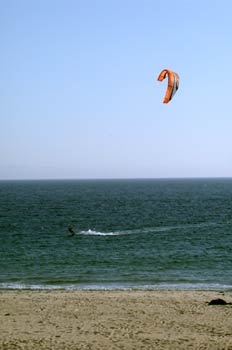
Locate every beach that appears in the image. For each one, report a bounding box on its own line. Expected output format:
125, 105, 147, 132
1, 290, 232, 350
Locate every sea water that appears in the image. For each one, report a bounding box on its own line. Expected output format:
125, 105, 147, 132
0, 178, 232, 290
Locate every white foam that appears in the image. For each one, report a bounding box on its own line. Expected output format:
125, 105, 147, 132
1, 282, 232, 291
73, 222, 220, 238
79, 229, 117, 236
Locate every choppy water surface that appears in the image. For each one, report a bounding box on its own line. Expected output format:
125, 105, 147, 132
0, 178, 232, 290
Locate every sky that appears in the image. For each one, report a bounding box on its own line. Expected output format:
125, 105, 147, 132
1, 0, 232, 180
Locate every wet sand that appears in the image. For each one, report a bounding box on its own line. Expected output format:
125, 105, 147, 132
1, 290, 232, 350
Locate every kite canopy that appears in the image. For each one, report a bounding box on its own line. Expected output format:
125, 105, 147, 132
157, 69, 179, 103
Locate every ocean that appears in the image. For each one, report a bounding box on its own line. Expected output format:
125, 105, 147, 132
0, 178, 232, 291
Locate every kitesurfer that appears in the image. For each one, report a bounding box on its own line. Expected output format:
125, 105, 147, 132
68, 225, 76, 236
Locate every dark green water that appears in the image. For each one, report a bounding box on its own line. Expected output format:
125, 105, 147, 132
0, 178, 232, 290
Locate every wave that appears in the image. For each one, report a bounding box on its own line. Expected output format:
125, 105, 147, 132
1, 282, 232, 291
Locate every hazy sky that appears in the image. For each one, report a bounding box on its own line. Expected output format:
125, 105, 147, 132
1, 0, 232, 179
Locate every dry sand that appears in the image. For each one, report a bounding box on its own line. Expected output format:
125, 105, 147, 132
1, 290, 232, 350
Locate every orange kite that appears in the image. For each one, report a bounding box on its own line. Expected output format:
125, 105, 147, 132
157, 69, 179, 103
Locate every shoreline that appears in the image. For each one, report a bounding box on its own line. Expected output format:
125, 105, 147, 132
1, 281, 232, 292
1, 290, 232, 349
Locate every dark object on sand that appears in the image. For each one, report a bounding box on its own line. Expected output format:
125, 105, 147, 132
68, 226, 76, 235
208, 298, 231, 305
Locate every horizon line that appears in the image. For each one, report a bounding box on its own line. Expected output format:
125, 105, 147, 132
0, 176, 232, 182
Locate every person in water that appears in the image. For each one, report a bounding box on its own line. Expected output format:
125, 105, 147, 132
68, 225, 76, 235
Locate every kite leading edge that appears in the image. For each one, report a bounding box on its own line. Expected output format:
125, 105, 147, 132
157, 69, 179, 103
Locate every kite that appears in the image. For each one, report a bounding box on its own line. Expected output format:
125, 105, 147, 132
157, 69, 179, 103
